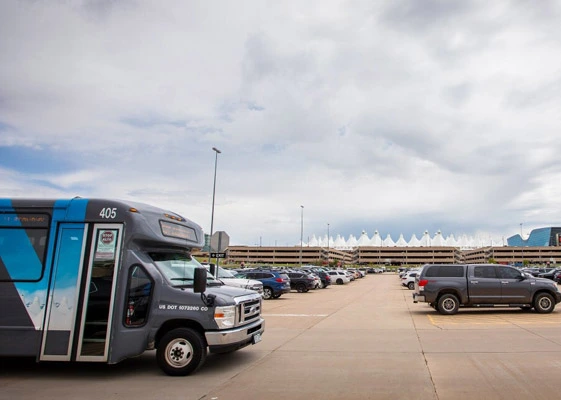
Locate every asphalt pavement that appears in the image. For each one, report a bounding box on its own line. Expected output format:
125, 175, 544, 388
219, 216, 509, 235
2, 273, 561, 400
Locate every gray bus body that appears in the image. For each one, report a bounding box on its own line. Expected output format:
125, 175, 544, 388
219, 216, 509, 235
0, 198, 264, 375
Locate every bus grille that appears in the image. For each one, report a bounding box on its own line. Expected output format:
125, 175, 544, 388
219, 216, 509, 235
238, 298, 261, 325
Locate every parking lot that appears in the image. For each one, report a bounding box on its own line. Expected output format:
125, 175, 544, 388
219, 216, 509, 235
2, 273, 561, 400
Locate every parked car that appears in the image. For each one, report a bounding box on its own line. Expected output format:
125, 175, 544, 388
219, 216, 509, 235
523, 268, 554, 277
401, 271, 418, 290
537, 268, 561, 280
203, 264, 263, 296
235, 269, 291, 300
302, 268, 331, 288
303, 270, 322, 289
413, 263, 561, 315
344, 270, 356, 281
314, 270, 332, 288
327, 270, 351, 285
348, 269, 364, 278
286, 272, 316, 293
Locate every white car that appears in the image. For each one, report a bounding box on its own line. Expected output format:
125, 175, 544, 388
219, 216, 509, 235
401, 270, 419, 290
328, 270, 351, 285
203, 264, 264, 296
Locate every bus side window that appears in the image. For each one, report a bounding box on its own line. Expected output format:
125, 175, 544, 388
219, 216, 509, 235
125, 265, 153, 327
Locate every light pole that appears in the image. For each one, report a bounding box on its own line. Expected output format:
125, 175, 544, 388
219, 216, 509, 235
300, 205, 304, 267
327, 223, 330, 266
520, 222, 524, 266
210, 147, 221, 245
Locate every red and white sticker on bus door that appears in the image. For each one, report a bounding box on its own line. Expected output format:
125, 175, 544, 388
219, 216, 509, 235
94, 229, 117, 261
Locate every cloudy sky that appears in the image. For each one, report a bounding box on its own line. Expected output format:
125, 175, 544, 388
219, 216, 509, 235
1, 0, 561, 247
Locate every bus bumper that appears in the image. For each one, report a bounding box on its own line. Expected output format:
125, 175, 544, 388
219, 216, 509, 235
206, 318, 265, 353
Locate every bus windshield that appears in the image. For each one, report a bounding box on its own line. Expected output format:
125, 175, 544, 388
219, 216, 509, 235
149, 252, 220, 287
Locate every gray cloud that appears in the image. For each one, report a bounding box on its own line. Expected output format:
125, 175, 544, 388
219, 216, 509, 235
2, 0, 561, 246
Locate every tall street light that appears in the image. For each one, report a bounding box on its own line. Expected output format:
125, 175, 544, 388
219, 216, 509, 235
210, 147, 221, 245
300, 205, 304, 267
520, 222, 524, 266
327, 223, 330, 266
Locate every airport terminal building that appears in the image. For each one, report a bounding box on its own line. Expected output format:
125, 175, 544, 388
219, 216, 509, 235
196, 227, 561, 267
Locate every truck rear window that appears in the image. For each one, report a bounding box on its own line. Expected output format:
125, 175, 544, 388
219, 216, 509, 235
424, 265, 464, 277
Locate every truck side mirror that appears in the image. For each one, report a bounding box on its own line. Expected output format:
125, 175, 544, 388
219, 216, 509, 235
193, 267, 207, 293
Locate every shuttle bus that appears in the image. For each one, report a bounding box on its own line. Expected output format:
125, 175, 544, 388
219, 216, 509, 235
0, 198, 264, 375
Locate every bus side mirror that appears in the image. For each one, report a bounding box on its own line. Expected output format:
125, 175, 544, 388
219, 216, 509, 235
193, 267, 207, 293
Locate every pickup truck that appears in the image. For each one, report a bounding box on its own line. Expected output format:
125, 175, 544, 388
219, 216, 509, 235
412, 263, 561, 315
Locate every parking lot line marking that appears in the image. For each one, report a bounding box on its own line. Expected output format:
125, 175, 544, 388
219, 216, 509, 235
427, 313, 561, 326
262, 313, 329, 317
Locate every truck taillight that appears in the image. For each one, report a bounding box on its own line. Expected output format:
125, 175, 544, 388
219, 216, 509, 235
419, 279, 428, 287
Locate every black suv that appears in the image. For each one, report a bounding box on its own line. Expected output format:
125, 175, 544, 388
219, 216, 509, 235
305, 269, 331, 289
286, 272, 316, 293
236, 269, 291, 300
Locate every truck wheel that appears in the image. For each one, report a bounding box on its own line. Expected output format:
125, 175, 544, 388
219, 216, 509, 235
407, 282, 415, 290
262, 287, 273, 300
437, 294, 460, 315
534, 293, 555, 313
157, 328, 206, 376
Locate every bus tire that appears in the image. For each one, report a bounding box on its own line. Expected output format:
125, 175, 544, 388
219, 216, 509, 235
157, 328, 207, 376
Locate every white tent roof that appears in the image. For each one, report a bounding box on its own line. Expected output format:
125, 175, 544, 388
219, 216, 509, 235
370, 230, 383, 246
395, 234, 408, 246
409, 234, 421, 247
357, 231, 370, 246
301, 229, 501, 250
383, 234, 395, 247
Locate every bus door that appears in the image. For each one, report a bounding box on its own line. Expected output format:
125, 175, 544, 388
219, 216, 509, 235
40, 223, 87, 361
76, 224, 123, 362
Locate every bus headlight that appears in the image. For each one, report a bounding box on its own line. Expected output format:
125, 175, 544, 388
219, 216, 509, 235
214, 306, 236, 329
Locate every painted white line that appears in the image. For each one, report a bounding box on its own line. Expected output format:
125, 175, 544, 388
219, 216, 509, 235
262, 313, 328, 317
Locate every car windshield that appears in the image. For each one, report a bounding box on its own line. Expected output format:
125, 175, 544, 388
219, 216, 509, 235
216, 266, 237, 278
149, 252, 220, 287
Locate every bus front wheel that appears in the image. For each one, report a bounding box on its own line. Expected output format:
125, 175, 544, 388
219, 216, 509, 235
157, 328, 207, 376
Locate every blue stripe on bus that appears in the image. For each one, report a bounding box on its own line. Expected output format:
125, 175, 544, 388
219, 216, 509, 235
0, 199, 13, 209
0, 200, 46, 328
1, 199, 89, 329
53, 198, 88, 222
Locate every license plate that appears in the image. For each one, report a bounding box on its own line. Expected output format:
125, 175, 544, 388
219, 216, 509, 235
252, 333, 262, 344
